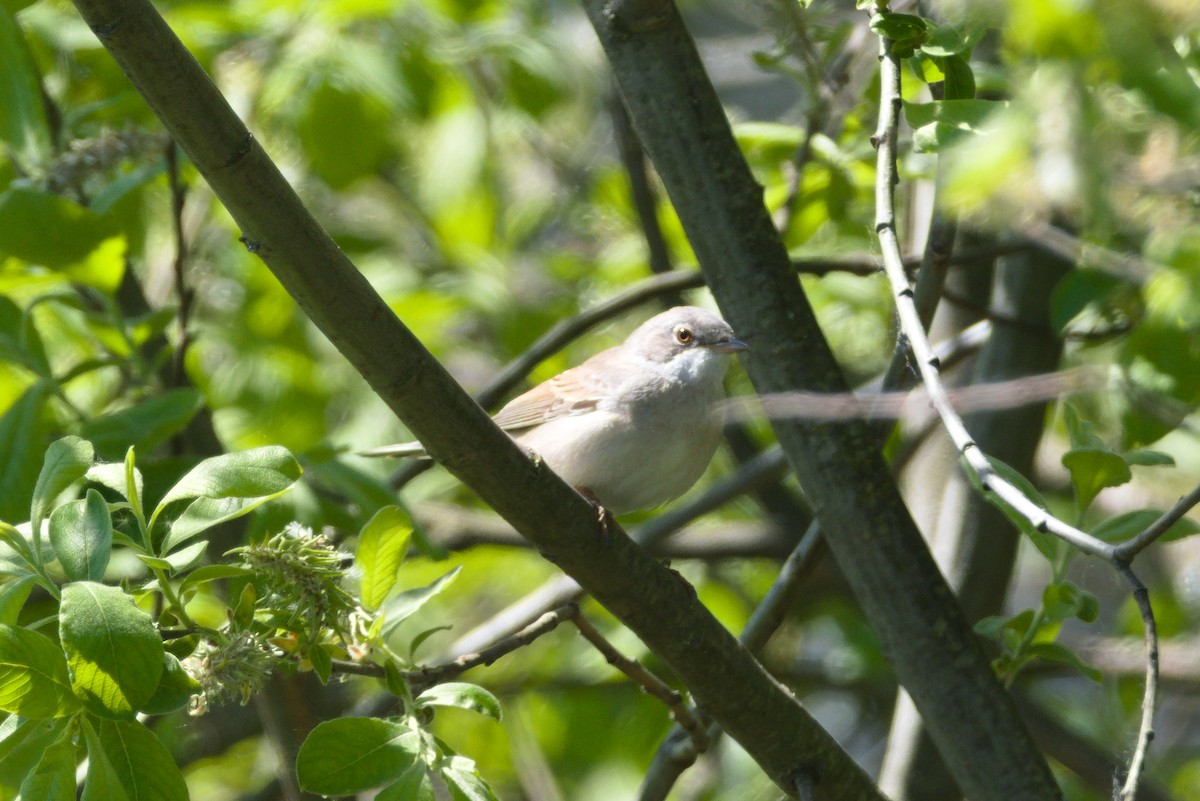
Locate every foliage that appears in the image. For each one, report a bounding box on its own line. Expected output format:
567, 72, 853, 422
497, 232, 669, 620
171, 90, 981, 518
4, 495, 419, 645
0, 0, 1198, 798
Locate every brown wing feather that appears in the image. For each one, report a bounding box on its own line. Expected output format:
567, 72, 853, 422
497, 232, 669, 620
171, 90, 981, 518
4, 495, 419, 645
491, 347, 624, 432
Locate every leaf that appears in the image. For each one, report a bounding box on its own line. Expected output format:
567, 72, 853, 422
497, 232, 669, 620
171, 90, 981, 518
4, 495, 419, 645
409, 624, 453, 660
48, 489, 113, 582
0, 717, 69, 798
151, 446, 302, 548
1049, 270, 1127, 334
356, 506, 413, 611
974, 609, 1034, 642
377, 763, 436, 801
79, 389, 204, 460
441, 755, 497, 801
1091, 508, 1200, 544
870, 12, 930, 58
0, 624, 79, 717
381, 566, 462, 640
939, 54, 975, 100
178, 564, 255, 597
920, 19, 986, 57
0, 188, 118, 268
17, 728, 76, 801
0, 574, 35, 624
0, 383, 53, 527
1041, 581, 1098, 625
0, 5, 51, 167
296, 718, 420, 796
904, 99, 1001, 152
0, 294, 50, 375
32, 436, 95, 530
1025, 642, 1102, 683
96, 719, 189, 801
309, 643, 332, 684
81, 719, 132, 801
1061, 447, 1131, 512
163, 495, 282, 553
84, 461, 144, 508
59, 582, 164, 718
140, 652, 200, 715
163, 540, 208, 574
1123, 449, 1174, 467
416, 682, 502, 722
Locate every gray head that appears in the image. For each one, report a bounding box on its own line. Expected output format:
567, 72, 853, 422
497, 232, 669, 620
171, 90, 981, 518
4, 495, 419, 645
625, 306, 748, 365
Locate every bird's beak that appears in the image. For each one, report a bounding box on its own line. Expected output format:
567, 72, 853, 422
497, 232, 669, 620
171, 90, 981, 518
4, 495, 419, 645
711, 337, 749, 354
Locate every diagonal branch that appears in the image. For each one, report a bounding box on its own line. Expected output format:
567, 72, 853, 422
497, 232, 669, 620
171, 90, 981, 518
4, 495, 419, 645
69, 0, 883, 796
583, 0, 1061, 798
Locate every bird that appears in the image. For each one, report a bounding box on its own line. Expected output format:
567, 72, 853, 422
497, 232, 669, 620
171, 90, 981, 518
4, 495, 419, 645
361, 306, 748, 515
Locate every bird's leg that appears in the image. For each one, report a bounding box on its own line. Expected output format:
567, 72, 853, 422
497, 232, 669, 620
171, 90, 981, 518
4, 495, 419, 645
576, 487, 614, 540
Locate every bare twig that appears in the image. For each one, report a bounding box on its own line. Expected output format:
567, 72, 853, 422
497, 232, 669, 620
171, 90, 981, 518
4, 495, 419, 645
1113, 483, 1200, 561
870, 15, 1169, 799
571, 613, 708, 750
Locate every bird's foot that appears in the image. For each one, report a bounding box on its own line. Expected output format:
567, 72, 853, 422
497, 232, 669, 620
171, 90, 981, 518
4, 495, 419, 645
576, 487, 614, 541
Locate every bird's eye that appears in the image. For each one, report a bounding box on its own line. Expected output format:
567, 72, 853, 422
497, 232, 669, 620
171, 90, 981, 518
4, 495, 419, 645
674, 325, 694, 345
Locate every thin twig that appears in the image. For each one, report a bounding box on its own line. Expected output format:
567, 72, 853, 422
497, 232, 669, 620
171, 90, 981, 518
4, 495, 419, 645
1113, 483, 1200, 561
870, 15, 1166, 798
571, 613, 708, 750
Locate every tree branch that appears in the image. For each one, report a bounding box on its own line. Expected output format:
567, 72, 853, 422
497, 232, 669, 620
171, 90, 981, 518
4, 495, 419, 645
584, 0, 1059, 797
70, 0, 880, 795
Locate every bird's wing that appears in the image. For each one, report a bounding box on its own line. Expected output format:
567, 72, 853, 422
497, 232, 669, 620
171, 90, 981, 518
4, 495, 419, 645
491, 347, 625, 432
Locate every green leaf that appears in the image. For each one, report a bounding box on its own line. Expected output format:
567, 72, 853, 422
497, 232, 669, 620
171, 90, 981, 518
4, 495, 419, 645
32, 436, 95, 533
0, 624, 79, 718
920, 20, 986, 57
1049, 270, 1127, 334
377, 763, 436, 801
381, 566, 462, 640
296, 718, 420, 796
178, 564, 255, 597
163, 540, 208, 574
140, 652, 200, 715
0, 188, 118, 268
1042, 581, 1098, 625
309, 643, 332, 684
59, 582, 164, 718
409, 624, 453, 660
1026, 642, 1102, 683
441, 755, 497, 801
0, 574, 35, 624
0, 5, 51, 167
81, 719, 132, 801
1091, 508, 1200, 544
164, 495, 281, 553
870, 12, 931, 58
904, 99, 1001, 152
84, 456, 146, 522
18, 728, 76, 801
1123, 449, 1174, 467
1061, 447, 1131, 512
79, 389, 204, 460
0, 717, 69, 798
974, 609, 1034, 642
151, 446, 302, 548
96, 719, 189, 801
0, 383, 53, 528
1062, 405, 1106, 450
48, 489, 113, 582
416, 682, 502, 721
939, 54, 976, 100
356, 506, 413, 611
0, 295, 50, 375
298, 82, 392, 190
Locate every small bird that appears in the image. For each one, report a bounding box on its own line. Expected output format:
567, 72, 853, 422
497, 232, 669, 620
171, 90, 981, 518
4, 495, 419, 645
362, 306, 748, 514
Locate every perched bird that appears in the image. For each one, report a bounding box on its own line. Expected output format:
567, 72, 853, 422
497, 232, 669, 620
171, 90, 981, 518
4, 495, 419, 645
362, 306, 748, 514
